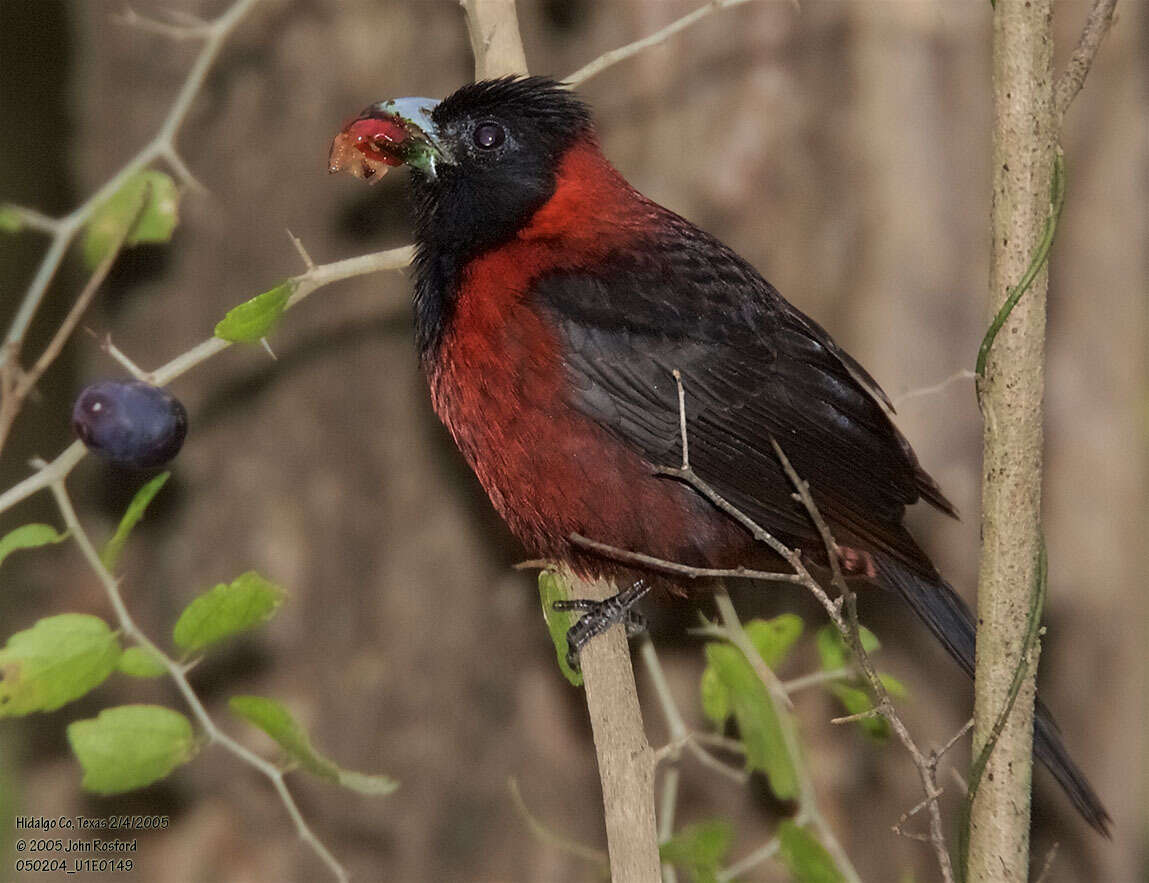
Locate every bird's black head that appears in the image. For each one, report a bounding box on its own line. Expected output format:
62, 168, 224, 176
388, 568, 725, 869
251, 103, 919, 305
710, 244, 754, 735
416, 77, 593, 257
330, 76, 596, 354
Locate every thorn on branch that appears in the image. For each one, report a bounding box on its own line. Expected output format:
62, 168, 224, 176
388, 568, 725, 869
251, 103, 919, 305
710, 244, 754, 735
117, 8, 212, 40
286, 229, 317, 272
830, 707, 883, 726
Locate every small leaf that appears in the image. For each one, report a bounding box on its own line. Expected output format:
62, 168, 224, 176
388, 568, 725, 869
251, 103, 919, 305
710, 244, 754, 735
0, 614, 121, 717
67, 705, 195, 794
814, 624, 879, 672
659, 819, 734, 883
816, 625, 902, 739
173, 571, 284, 654
538, 570, 582, 687
777, 820, 846, 883
100, 472, 170, 571
704, 642, 796, 800
699, 664, 729, 726
744, 614, 804, 668
0, 524, 68, 570
213, 280, 296, 342
879, 672, 908, 699
0, 205, 25, 233
117, 646, 168, 679
700, 615, 800, 731
229, 695, 397, 795
83, 170, 179, 268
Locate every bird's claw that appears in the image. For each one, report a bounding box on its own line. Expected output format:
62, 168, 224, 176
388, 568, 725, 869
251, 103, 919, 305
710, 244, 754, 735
553, 579, 651, 671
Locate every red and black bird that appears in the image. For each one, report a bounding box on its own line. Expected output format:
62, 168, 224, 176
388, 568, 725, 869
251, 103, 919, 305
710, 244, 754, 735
329, 76, 1108, 833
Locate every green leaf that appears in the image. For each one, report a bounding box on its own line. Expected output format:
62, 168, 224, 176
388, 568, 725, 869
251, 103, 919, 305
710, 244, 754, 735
173, 571, 284, 654
699, 665, 729, 726
229, 695, 397, 795
700, 614, 800, 729
0, 205, 24, 233
100, 472, 169, 571
83, 170, 179, 268
116, 646, 168, 679
815, 626, 904, 740
213, 280, 296, 342
814, 624, 879, 672
659, 819, 734, 883
744, 614, 804, 668
704, 643, 796, 800
0, 614, 121, 717
880, 672, 907, 699
538, 570, 582, 687
777, 820, 846, 883
0, 523, 68, 570
67, 705, 195, 794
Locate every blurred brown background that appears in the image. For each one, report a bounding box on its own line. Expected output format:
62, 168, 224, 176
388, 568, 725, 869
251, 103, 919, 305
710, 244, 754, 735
1, 1, 1145, 880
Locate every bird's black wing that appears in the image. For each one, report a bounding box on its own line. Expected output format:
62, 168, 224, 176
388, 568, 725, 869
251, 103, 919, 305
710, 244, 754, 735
533, 212, 954, 573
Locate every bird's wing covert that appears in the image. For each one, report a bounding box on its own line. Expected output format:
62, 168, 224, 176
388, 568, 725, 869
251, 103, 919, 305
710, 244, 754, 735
532, 217, 953, 569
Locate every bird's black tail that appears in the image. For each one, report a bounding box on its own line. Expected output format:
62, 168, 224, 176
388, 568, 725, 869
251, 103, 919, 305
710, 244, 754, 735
872, 553, 1111, 835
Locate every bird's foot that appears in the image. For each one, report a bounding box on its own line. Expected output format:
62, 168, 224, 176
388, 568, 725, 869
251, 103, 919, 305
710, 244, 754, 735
553, 579, 651, 670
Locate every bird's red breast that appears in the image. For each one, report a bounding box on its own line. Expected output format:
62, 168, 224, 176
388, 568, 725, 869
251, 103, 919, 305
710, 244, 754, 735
427, 139, 750, 571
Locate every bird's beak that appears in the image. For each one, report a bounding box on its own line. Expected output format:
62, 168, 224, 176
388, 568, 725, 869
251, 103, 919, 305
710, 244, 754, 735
328, 97, 446, 183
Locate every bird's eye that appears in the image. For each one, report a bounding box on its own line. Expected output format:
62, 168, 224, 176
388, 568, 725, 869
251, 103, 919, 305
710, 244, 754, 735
472, 122, 505, 150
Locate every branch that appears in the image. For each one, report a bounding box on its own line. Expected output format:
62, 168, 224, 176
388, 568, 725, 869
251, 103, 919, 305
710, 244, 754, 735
565, 0, 765, 87
969, 2, 1057, 878
0, 244, 413, 518
701, 377, 952, 879
571, 532, 804, 586
770, 440, 954, 882
458, 2, 664, 879
1053, 0, 1119, 122
559, 567, 661, 882
579, 373, 956, 880
1, 0, 261, 376
892, 369, 977, 408
713, 590, 861, 883
0, 185, 152, 454
47, 475, 347, 882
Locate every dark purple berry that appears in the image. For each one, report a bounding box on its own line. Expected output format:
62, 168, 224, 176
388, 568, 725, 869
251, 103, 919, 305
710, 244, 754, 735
72, 380, 187, 469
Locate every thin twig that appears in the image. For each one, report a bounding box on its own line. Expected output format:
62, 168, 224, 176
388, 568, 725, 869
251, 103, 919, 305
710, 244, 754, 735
1053, 0, 1119, 122
0, 189, 149, 453
0, 244, 413, 518
781, 668, 853, 694
1033, 841, 1060, 883
2, 0, 261, 367
287, 229, 316, 272
830, 707, 884, 726
625, 376, 953, 881
570, 533, 804, 585
117, 7, 212, 39
893, 369, 977, 408
566, 0, 766, 88
0, 205, 61, 235
934, 718, 974, 763
714, 590, 862, 883
641, 639, 685, 883
769, 439, 954, 883
508, 777, 609, 868
100, 335, 153, 382
716, 833, 782, 882
47, 477, 348, 882
672, 369, 688, 469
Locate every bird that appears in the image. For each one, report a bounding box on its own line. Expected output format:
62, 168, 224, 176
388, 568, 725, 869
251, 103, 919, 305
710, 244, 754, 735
328, 75, 1109, 834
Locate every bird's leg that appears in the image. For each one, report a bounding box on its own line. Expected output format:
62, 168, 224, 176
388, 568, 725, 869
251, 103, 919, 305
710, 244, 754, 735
553, 579, 651, 670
